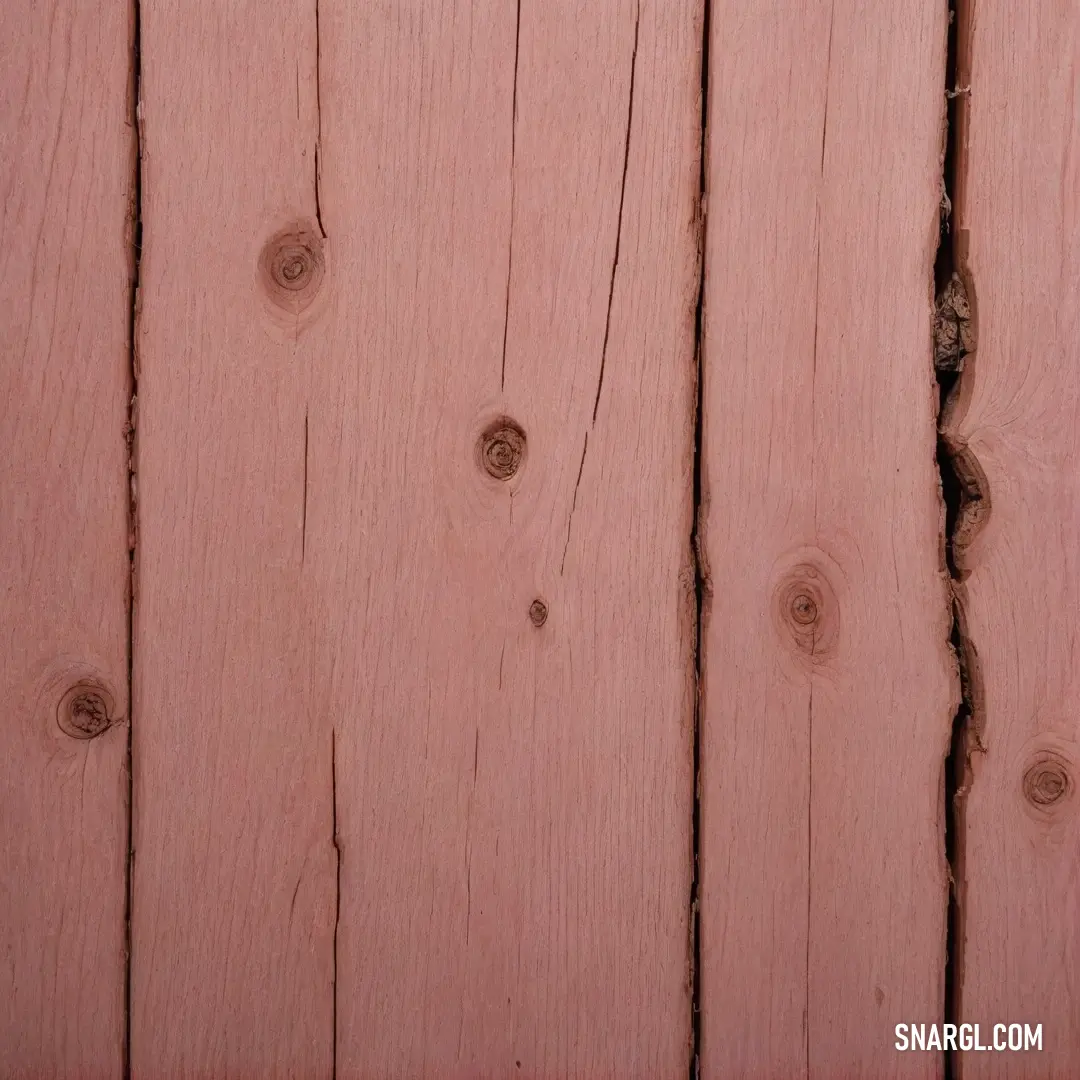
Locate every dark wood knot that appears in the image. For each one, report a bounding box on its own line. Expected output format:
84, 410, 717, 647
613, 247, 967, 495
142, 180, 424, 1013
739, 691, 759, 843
1023, 753, 1072, 810
529, 598, 548, 627
772, 556, 840, 664
57, 682, 115, 740
478, 418, 526, 481
259, 224, 325, 312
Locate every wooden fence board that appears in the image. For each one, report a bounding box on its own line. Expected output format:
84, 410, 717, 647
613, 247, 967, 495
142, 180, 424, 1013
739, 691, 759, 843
698, 2, 955, 1075
951, 0, 1080, 1073
318, 1, 700, 1075
131, 0, 336, 1073
0, 1, 133, 1075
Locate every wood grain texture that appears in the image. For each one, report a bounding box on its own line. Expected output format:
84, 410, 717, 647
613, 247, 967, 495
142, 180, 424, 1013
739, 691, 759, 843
950, 0, 1080, 1073
698, 2, 955, 1075
131, 0, 336, 1074
317, 0, 700, 1075
0, 2, 133, 1076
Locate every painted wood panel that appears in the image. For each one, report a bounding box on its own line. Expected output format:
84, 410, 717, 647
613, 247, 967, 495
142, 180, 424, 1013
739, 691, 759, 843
698, 1, 955, 1075
0, 0, 133, 1074
130, 0, 336, 1073
950, 0, 1080, 1073
318, 1, 700, 1075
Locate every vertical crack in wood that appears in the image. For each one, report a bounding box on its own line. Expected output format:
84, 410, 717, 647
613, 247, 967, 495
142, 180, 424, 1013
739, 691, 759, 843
566, 2, 640, 580
811, 1, 833, 534
819, 4, 834, 173
331, 728, 341, 1079
810, 239, 822, 527
500, 0, 521, 392
935, 1, 984, 1075
689, 0, 711, 1074
464, 726, 478, 950
313, 0, 325, 238
591, 2, 639, 427
124, 0, 143, 1074
560, 431, 588, 575
302, 411, 309, 564
803, 15, 833, 1071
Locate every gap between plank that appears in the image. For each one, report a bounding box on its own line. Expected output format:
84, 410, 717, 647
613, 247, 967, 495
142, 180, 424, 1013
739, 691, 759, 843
123, 0, 143, 1071
935, 0, 985, 1075
124, 0, 143, 1073
689, 0, 711, 1075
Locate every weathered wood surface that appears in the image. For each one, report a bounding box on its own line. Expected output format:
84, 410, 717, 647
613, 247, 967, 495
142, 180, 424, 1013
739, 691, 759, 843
133, 0, 700, 1074
950, 0, 1080, 1073
698, 1, 955, 1075
0, 0, 133, 1075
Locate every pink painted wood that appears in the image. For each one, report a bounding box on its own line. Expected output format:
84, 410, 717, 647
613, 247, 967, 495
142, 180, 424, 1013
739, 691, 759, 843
698, 1, 956, 1075
0, 0, 134, 1073
950, 0, 1080, 1073
131, 0, 336, 1073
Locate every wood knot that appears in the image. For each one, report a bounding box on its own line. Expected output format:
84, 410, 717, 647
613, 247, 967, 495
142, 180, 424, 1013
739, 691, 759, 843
1023, 752, 1072, 811
772, 555, 840, 665
478, 418, 526, 481
57, 682, 115, 740
529, 598, 548, 627
259, 224, 325, 314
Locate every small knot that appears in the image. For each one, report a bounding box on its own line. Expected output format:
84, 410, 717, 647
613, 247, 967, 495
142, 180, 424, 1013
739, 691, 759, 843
529, 598, 548, 627
1023, 753, 1072, 809
478, 418, 526, 481
772, 556, 840, 664
259, 224, 325, 313
57, 683, 115, 740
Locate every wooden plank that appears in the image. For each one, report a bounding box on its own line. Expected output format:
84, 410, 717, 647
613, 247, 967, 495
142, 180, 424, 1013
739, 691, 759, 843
698, 2, 955, 1075
318, 1, 700, 1074
130, 1, 336, 1074
950, 0, 1080, 1072
0, 0, 133, 1074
